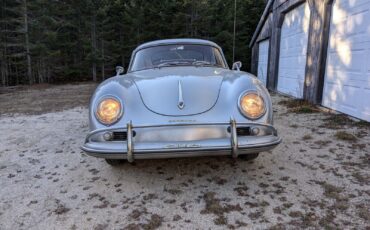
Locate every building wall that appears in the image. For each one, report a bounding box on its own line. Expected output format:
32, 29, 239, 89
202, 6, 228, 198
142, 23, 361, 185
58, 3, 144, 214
277, 2, 311, 98
251, 0, 333, 103
251, 13, 274, 75
321, 0, 370, 121
251, 0, 370, 121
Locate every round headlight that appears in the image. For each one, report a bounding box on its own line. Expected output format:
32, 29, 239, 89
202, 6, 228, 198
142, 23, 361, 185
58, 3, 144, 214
239, 92, 266, 119
96, 97, 122, 125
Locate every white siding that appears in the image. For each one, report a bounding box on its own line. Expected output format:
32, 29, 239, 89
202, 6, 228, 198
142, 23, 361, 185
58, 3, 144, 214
323, 0, 370, 121
277, 3, 311, 98
257, 40, 270, 86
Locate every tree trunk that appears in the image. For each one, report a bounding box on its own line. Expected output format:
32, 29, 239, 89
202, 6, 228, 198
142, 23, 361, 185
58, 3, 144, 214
1, 0, 9, 86
1, 61, 5, 86
48, 68, 51, 83
190, 0, 194, 37
1, 53, 8, 86
15, 62, 19, 85
119, 32, 125, 66
91, 14, 97, 82
38, 60, 43, 83
77, 10, 83, 79
43, 59, 47, 83
101, 40, 105, 80
24, 0, 32, 85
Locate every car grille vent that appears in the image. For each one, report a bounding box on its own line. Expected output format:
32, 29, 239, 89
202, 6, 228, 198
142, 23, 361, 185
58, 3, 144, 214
236, 127, 251, 136
112, 132, 127, 141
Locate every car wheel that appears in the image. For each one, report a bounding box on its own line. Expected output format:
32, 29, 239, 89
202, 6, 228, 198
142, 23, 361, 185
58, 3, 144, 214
105, 159, 125, 166
239, 153, 259, 161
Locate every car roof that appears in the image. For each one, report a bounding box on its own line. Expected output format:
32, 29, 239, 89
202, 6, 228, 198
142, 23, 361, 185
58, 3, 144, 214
133, 39, 222, 52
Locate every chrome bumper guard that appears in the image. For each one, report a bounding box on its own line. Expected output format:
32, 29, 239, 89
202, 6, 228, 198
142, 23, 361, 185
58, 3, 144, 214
127, 121, 134, 163
82, 119, 281, 161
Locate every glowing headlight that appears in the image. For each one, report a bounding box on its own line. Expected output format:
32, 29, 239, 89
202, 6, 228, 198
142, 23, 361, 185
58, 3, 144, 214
96, 97, 122, 125
239, 92, 266, 119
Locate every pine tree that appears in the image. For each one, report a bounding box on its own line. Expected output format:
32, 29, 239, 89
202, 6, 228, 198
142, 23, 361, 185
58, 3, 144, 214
0, 0, 266, 86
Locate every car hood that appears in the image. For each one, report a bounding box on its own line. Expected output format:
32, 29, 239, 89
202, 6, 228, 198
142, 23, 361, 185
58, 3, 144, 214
127, 67, 230, 116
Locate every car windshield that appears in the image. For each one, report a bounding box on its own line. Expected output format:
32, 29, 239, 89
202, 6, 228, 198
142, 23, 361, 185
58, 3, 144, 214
129, 44, 227, 72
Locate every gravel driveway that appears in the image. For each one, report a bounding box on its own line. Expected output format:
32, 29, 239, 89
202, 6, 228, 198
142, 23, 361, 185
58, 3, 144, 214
0, 84, 369, 229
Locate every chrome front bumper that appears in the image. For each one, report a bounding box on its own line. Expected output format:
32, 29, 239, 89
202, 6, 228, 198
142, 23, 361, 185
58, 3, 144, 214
81, 119, 281, 162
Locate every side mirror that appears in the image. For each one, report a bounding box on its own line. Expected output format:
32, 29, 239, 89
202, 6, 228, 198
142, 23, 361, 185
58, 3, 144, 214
115, 66, 124, 76
232, 61, 242, 71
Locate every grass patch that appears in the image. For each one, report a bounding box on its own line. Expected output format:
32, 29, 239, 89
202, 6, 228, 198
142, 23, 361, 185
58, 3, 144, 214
54, 203, 70, 215
322, 114, 354, 129
233, 186, 249, 196
248, 210, 265, 220
356, 120, 370, 128
214, 216, 227, 225
289, 211, 303, 218
164, 188, 183, 195
322, 183, 343, 199
127, 212, 163, 229
357, 204, 370, 221
318, 210, 336, 229
352, 172, 369, 184
314, 140, 332, 148
200, 192, 242, 225
315, 181, 348, 203
141, 214, 163, 230
334, 131, 357, 142
129, 209, 145, 220
278, 99, 319, 114
293, 106, 316, 113
322, 114, 370, 129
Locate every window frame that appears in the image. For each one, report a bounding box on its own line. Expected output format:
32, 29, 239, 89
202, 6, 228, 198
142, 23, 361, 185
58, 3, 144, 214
128, 44, 229, 73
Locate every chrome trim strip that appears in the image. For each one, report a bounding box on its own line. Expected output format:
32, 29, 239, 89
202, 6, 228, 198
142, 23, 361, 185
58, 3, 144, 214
132, 122, 274, 129
178, 80, 185, 109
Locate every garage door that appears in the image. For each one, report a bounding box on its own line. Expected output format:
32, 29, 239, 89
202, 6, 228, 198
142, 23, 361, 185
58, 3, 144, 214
322, 0, 370, 121
277, 3, 311, 98
257, 40, 269, 86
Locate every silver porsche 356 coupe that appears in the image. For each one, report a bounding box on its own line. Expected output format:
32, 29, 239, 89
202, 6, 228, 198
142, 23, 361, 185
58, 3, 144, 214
82, 39, 281, 165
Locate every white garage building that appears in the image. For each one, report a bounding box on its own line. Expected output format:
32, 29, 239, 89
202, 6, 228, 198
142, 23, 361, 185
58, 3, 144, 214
250, 0, 370, 122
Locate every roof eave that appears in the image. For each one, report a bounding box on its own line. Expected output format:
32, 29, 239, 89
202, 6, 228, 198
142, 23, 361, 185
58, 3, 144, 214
249, 0, 274, 48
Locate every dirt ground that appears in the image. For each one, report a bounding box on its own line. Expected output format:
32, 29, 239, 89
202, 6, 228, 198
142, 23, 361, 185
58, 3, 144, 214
0, 83, 97, 115
0, 83, 369, 230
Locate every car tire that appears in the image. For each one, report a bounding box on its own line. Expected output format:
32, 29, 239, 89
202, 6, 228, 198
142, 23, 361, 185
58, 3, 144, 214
239, 153, 259, 161
105, 159, 125, 166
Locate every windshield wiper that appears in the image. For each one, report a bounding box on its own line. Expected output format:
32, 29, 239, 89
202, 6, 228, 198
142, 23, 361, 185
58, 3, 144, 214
156, 61, 193, 68
192, 61, 215, 67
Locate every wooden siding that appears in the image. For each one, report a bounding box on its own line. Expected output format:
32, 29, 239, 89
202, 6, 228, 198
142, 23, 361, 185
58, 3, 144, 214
304, 0, 334, 104
250, 13, 273, 75
251, 0, 333, 104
